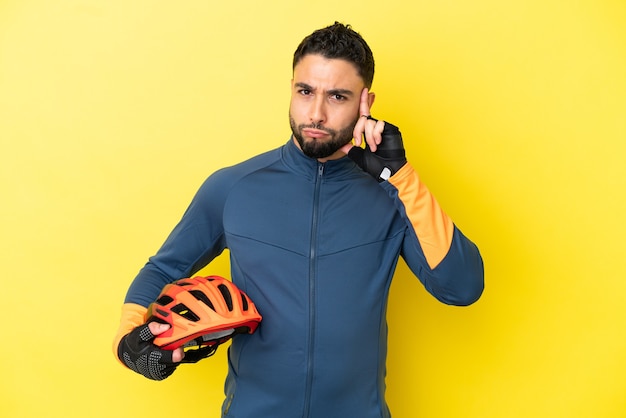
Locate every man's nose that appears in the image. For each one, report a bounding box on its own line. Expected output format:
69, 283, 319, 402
309, 96, 326, 125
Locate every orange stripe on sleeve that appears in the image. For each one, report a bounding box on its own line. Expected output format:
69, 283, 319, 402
112, 303, 148, 365
388, 163, 454, 270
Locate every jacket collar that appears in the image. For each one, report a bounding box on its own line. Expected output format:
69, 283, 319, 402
281, 137, 360, 181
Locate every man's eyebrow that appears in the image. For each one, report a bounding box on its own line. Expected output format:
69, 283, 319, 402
294, 82, 354, 97
327, 88, 354, 97
294, 82, 314, 90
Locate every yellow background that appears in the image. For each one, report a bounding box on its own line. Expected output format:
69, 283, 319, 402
1, 0, 625, 417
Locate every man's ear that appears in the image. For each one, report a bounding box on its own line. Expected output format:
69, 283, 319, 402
367, 91, 376, 109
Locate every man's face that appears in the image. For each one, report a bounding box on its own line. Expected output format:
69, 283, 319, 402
289, 54, 366, 161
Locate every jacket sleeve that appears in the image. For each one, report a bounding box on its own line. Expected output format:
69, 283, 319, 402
112, 303, 147, 365
122, 172, 230, 308
112, 172, 229, 359
383, 163, 484, 305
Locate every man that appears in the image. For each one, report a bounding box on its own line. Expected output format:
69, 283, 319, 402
113, 22, 484, 417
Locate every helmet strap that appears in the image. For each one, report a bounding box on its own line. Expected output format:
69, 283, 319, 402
179, 344, 219, 363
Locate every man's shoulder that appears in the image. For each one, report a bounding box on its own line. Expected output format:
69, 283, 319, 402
217, 144, 283, 177
198, 144, 284, 194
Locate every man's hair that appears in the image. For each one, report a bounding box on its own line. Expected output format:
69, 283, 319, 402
293, 22, 375, 88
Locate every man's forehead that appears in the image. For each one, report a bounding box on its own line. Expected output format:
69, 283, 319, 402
293, 54, 363, 88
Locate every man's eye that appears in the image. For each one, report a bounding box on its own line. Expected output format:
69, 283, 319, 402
332, 94, 346, 101
299, 89, 311, 95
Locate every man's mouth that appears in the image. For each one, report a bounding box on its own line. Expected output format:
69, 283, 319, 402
302, 128, 330, 139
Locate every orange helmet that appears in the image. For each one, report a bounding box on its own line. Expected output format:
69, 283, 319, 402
147, 276, 262, 357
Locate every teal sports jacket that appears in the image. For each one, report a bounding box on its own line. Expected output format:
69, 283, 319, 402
122, 138, 484, 417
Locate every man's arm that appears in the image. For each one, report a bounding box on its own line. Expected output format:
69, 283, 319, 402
384, 163, 484, 305
348, 134, 484, 304
112, 173, 229, 375
345, 89, 484, 304
123, 173, 229, 307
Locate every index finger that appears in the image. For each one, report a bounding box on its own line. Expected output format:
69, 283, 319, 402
359, 87, 371, 117
352, 88, 371, 147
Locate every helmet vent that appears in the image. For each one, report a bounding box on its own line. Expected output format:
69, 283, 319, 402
189, 289, 215, 311
217, 284, 233, 311
172, 303, 200, 321
240, 293, 249, 311
156, 295, 174, 306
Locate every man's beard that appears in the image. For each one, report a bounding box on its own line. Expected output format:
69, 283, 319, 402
289, 114, 358, 159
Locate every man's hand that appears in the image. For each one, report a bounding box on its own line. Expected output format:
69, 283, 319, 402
343, 88, 407, 182
117, 322, 184, 381
345, 88, 384, 152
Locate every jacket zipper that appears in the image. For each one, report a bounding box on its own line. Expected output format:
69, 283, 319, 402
303, 162, 324, 418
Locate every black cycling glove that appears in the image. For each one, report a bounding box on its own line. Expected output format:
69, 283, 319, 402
117, 323, 179, 381
348, 119, 407, 182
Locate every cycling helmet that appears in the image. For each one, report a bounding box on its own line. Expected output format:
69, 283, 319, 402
147, 275, 262, 360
